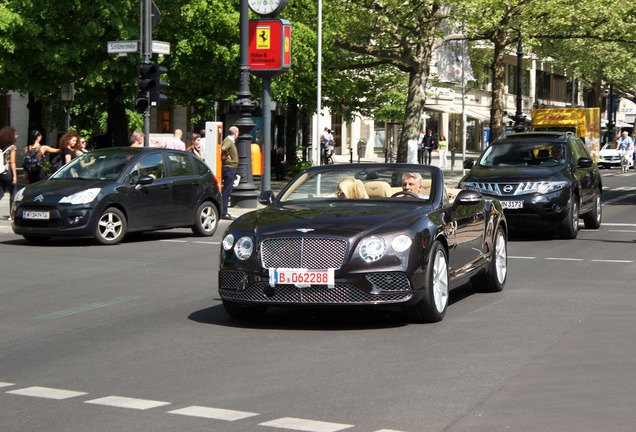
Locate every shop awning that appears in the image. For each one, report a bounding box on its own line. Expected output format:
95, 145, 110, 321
423, 104, 490, 122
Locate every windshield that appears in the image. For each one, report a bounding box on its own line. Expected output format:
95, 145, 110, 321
479, 141, 568, 167
279, 166, 434, 203
52, 149, 136, 180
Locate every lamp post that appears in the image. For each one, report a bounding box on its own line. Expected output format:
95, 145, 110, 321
230, 0, 259, 208
60, 83, 74, 132
512, 38, 525, 133
607, 84, 615, 145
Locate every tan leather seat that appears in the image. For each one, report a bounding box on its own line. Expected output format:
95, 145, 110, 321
365, 181, 392, 198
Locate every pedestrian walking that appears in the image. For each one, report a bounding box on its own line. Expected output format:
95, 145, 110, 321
418, 128, 425, 164
437, 134, 448, 169
450, 146, 456, 170
23, 130, 61, 183
130, 130, 145, 147
0, 126, 18, 219
422, 129, 436, 165
221, 126, 239, 220
165, 129, 186, 150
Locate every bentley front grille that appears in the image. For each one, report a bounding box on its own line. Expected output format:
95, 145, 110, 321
260, 238, 347, 270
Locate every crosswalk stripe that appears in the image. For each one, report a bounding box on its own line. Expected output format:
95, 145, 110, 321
85, 396, 170, 410
259, 417, 354, 432
168, 405, 258, 421
6, 386, 88, 399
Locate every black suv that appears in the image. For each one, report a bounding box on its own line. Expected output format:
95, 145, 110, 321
460, 132, 602, 239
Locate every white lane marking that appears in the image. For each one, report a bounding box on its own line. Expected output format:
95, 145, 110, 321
37, 296, 140, 319
374, 430, 410, 432
7, 386, 88, 400
168, 405, 258, 421
509, 256, 536, 259
545, 257, 584, 261
259, 417, 354, 432
85, 396, 170, 410
0, 382, 14, 388
159, 239, 188, 243
609, 230, 636, 233
603, 223, 636, 226
193, 241, 220, 245
603, 192, 636, 205
591, 259, 633, 263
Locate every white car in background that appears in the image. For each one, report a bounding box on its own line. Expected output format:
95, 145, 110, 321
598, 143, 634, 169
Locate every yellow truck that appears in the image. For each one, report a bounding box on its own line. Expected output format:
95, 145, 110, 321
531, 108, 601, 160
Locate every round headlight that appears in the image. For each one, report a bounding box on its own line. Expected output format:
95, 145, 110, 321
222, 234, 235, 251
360, 237, 387, 262
391, 235, 412, 252
234, 236, 254, 260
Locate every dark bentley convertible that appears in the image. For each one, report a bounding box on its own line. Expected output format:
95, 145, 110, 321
218, 164, 508, 323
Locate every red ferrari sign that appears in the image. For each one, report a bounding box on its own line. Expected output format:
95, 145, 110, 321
249, 19, 291, 78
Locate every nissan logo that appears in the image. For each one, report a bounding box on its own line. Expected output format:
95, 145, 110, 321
502, 185, 514, 193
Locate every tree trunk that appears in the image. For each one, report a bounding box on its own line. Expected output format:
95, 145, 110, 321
106, 83, 129, 147
490, 40, 507, 141
398, 64, 428, 163
27, 93, 44, 144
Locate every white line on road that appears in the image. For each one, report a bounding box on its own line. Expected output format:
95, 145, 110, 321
603, 192, 636, 205
0, 382, 14, 388
545, 257, 585, 261
591, 259, 633, 263
168, 405, 259, 421
6, 386, 88, 400
259, 417, 354, 432
603, 223, 636, 227
509, 256, 537, 259
85, 395, 171, 410
159, 239, 188, 243
609, 230, 636, 233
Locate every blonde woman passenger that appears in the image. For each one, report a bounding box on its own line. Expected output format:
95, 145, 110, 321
335, 178, 368, 199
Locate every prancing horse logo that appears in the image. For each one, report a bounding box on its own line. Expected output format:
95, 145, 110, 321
296, 228, 314, 233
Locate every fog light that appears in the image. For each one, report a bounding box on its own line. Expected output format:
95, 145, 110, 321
552, 204, 562, 213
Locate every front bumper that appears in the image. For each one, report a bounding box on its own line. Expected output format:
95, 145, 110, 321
481, 189, 570, 228
12, 202, 97, 237
218, 270, 419, 306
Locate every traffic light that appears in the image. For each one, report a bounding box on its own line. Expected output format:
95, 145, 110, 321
148, 63, 168, 106
135, 61, 168, 112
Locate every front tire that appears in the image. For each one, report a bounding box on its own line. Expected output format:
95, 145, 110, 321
559, 193, 579, 239
192, 201, 219, 236
583, 189, 602, 229
95, 207, 127, 245
404, 241, 449, 323
473, 226, 507, 293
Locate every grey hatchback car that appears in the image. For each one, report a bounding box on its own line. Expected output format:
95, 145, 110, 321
460, 132, 602, 239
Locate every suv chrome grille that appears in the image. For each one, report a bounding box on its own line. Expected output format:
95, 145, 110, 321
260, 238, 347, 269
464, 181, 554, 196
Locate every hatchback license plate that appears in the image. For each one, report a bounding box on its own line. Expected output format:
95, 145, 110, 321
500, 200, 523, 209
23, 210, 50, 220
269, 268, 335, 288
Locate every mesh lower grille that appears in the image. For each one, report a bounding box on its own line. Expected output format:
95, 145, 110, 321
219, 270, 247, 290
260, 237, 347, 269
220, 282, 412, 304
365, 272, 412, 291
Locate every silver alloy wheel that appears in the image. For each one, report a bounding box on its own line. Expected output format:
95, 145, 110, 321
494, 229, 507, 284
98, 211, 124, 241
199, 204, 217, 232
432, 249, 449, 313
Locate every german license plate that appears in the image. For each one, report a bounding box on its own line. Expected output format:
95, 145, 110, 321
269, 268, 335, 288
23, 210, 50, 220
500, 200, 523, 210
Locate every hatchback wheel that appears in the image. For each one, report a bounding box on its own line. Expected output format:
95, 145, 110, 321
192, 201, 219, 236
95, 207, 127, 245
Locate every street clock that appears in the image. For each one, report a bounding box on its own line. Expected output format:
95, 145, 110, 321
248, 0, 288, 17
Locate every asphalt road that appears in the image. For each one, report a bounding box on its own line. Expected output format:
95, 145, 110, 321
0, 169, 635, 432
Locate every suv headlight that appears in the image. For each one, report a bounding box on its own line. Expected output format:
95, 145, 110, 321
59, 188, 100, 204
537, 181, 568, 194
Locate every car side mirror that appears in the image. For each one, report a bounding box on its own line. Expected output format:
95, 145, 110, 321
258, 190, 276, 205
463, 159, 475, 169
137, 175, 155, 185
453, 189, 482, 207
577, 157, 593, 168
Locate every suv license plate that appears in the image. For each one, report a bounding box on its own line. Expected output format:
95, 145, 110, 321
500, 200, 523, 210
269, 268, 335, 288
23, 210, 50, 220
